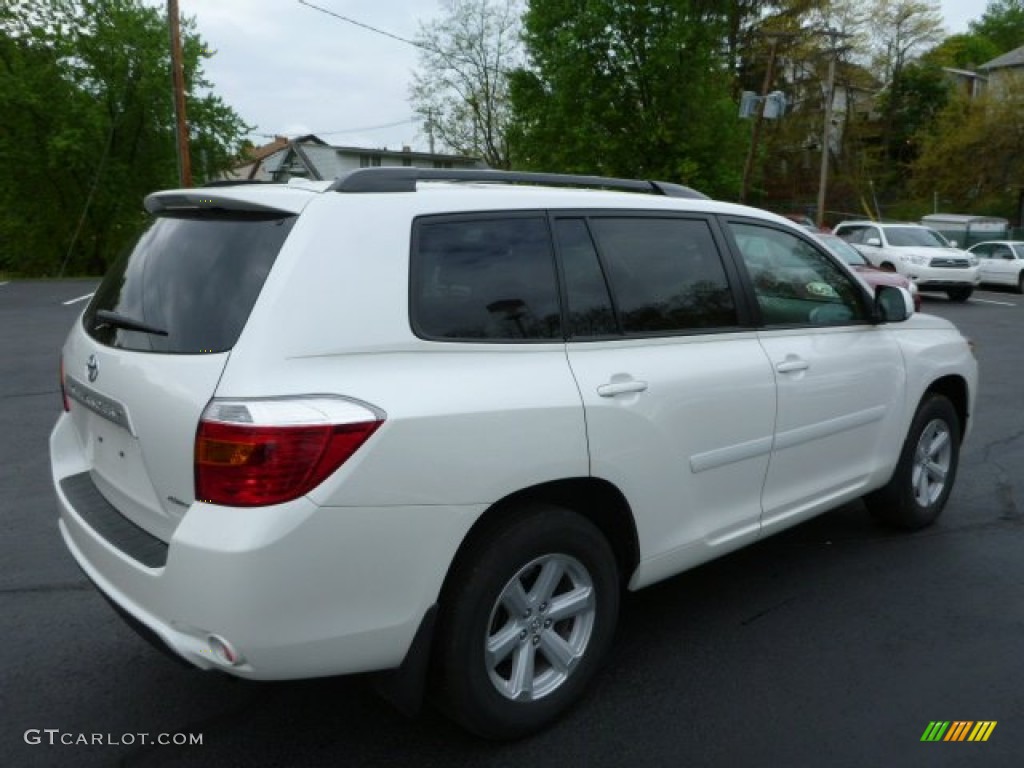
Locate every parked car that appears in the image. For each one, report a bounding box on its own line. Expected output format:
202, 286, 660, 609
781, 212, 831, 233
966, 240, 1024, 293
52, 168, 977, 739
817, 233, 922, 311
833, 220, 980, 302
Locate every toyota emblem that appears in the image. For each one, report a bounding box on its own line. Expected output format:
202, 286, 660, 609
86, 354, 98, 383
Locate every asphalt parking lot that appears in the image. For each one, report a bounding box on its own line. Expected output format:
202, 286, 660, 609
3, 280, 1023, 767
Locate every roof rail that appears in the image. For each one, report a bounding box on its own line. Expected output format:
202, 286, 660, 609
202, 179, 275, 188
328, 167, 709, 199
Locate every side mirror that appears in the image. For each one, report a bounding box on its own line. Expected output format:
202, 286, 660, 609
949, 239, 958, 248
865, 237, 882, 247
875, 285, 914, 322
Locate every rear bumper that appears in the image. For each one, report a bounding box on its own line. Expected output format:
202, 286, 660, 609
51, 414, 480, 680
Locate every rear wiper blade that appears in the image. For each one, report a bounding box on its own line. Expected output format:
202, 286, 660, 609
94, 309, 169, 337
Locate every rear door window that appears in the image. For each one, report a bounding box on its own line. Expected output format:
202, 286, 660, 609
85, 213, 296, 353
586, 217, 739, 333
411, 215, 561, 341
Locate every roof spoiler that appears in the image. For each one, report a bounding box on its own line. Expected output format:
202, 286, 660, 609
143, 190, 296, 215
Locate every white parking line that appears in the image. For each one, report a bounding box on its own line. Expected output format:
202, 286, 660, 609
62, 293, 94, 306
0, 281, 9, 287
972, 297, 1017, 306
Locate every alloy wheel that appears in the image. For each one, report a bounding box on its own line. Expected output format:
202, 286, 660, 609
484, 553, 596, 702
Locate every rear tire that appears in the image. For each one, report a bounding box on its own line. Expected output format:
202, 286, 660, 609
946, 287, 972, 302
864, 394, 960, 530
1017, 271, 1024, 295
434, 504, 620, 739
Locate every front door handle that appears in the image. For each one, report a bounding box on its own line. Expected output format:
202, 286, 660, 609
597, 380, 649, 397
776, 358, 809, 373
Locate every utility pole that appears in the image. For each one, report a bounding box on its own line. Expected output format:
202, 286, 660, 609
168, 0, 192, 187
739, 33, 795, 204
816, 29, 848, 230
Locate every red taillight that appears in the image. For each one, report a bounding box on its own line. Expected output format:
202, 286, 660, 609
195, 398, 383, 507
60, 356, 70, 412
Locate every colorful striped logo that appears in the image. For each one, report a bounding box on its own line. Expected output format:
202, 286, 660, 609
921, 721, 997, 742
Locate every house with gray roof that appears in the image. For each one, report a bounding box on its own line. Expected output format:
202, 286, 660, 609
224, 135, 485, 182
978, 45, 1024, 98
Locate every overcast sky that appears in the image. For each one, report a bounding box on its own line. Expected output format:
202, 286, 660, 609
165, 0, 988, 154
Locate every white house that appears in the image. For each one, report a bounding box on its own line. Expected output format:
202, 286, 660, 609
223, 135, 485, 182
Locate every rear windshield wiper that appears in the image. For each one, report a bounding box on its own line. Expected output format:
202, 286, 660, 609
93, 309, 169, 337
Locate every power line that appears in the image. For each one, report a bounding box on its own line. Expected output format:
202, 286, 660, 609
318, 118, 420, 135
252, 117, 421, 139
296, 0, 421, 50
295, 0, 512, 75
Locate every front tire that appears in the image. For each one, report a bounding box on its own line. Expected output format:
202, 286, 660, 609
1017, 271, 1024, 295
434, 505, 619, 739
864, 394, 961, 530
946, 287, 973, 302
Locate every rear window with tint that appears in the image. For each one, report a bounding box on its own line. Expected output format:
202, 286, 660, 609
85, 213, 296, 353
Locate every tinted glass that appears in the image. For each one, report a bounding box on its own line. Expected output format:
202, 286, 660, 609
413, 217, 561, 341
554, 219, 617, 337
730, 222, 868, 327
588, 217, 737, 333
884, 226, 947, 247
836, 225, 867, 244
85, 213, 296, 353
820, 234, 868, 265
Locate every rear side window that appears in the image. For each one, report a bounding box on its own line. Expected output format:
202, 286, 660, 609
85, 213, 296, 353
587, 217, 738, 333
412, 216, 561, 341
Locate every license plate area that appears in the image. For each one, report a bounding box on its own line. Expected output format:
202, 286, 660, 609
84, 410, 160, 510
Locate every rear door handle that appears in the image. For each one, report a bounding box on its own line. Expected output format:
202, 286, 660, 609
597, 380, 648, 397
775, 358, 809, 374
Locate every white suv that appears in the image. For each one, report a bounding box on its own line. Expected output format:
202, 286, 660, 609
833, 220, 980, 302
52, 169, 977, 739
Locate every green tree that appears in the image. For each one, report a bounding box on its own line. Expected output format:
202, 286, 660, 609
969, 0, 1024, 55
869, 0, 944, 86
864, 0, 943, 186
0, 0, 248, 276
509, 0, 746, 197
923, 33, 1000, 69
910, 77, 1024, 216
874, 58, 948, 168
410, 0, 522, 169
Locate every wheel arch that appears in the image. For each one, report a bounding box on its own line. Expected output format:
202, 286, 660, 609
924, 375, 969, 443
438, 477, 640, 605
376, 479, 638, 717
